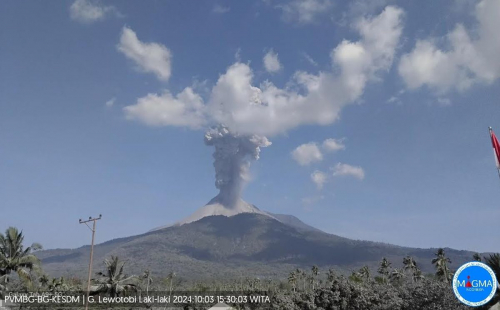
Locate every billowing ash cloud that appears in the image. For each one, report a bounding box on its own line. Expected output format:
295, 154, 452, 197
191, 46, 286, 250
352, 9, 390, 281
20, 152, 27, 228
204, 125, 271, 207
121, 6, 405, 208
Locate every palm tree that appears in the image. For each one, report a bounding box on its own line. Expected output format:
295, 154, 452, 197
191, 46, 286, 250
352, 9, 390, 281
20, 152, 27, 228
403, 256, 423, 282
0, 227, 42, 288
358, 266, 370, 281
378, 258, 391, 283
39, 274, 50, 289
411, 268, 424, 282
327, 268, 336, 286
403, 256, 416, 273
91, 256, 137, 297
311, 265, 319, 290
287, 271, 297, 293
473, 253, 482, 262
390, 268, 405, 283
484, 254, 500, 279
294, 268, 303, 291
142, 269, 153, 294
167, 271, 176, 296
349, 270, 362, 283
432, 248, 452, 282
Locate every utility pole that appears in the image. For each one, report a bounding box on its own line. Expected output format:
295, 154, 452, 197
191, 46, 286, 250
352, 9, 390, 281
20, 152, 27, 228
79, 215, 102, 310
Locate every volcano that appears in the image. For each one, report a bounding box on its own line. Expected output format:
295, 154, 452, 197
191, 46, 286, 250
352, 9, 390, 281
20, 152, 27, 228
151, 196, 322, 234
164, 196, 272, 227
37, 211, 476, 280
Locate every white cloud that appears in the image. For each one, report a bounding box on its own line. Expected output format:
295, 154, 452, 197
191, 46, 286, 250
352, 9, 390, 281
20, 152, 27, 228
123, 88, 206, 129
278, 0, 333, 24
386, 89, 405, 104
348, 0, 394, 17
105, 97, 115, 107
311, 170, 328, 189
303, 52, 318, 67
386, 96, 398, 103
291, 143, 323, 166
322, 138, 345, 152
263, 50, 282, 73
69, 0, 115, 24
205, 6, 404, 136
332, 163, 365, 180
118, 27, 172, 82
398, 0, 500, 94
124, 7, 404, 137
212, 4, 230, 14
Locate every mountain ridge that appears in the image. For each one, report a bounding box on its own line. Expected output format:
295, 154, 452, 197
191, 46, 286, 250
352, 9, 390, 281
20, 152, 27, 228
36, 213, 477, 280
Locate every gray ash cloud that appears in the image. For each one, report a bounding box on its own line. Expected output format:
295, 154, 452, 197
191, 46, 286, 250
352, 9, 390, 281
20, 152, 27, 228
204, 125, 271, 208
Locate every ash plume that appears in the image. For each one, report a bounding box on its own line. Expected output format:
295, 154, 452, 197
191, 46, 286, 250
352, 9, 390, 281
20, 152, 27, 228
205, 125, 271, 208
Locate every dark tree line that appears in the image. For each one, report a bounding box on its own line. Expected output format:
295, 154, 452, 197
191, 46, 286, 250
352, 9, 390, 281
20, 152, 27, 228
272, 250, 500, 310
1, 227, 499, 310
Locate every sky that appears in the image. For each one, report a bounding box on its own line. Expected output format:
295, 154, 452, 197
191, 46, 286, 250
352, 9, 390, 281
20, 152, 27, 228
1, 0, 500, 253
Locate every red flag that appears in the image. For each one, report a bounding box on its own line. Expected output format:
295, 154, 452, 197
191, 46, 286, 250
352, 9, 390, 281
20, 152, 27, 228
489, 127, 500, 169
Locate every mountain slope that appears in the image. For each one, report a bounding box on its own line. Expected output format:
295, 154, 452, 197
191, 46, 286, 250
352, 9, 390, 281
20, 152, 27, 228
37, 213, 476, 280
152, 197, 273, 230
150, 196, 321, 233
267, 212, 324, 233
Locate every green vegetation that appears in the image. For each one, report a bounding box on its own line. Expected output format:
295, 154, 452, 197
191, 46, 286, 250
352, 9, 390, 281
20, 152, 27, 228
432, 248, 453, 282
0, 227, 43, 295
90, 256, 138, 297
2, 226, 500, 309
274, 249, 478, 310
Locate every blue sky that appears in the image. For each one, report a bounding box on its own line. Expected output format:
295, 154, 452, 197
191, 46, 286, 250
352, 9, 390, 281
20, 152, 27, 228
1, 0, 500, 253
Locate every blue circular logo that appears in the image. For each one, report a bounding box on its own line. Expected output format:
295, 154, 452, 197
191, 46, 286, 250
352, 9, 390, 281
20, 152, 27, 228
453, 261, 498, 307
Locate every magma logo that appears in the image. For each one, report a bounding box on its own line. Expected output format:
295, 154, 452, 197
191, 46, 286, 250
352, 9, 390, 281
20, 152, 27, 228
453, 261, 498, 307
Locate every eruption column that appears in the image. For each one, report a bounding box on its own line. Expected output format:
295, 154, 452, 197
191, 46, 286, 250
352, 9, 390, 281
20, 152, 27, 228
205, 125, 271, 208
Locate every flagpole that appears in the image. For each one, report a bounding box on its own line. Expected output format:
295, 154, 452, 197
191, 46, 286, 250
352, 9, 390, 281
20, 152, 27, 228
489, 127, 500, 181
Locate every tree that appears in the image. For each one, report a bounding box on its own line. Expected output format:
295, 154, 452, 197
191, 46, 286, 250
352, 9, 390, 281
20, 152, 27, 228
349, 266, 370, 283
0, 274, 8, 298
294, 268, 304, 291
166, 271, 176, 296
481, 253, 500, 309
349, 270, 363, 283
142, 269, 153, 294
411, 268, 424, 283
432, 248, 452, 282
358, 266, 370, 281
0, 227, 42, 289
287, 271, 297, 293
326, 268, 336, 286
390, 268, 405, 283
378, 257, 391, 284
402, 256, 416, 273
484, 253, 500, 281
39, 274, 50, 289
48, 277, 70, 292
301, 270, 307, 291
403, 256, 423, 282
311, 265, 319, 290
92, 256, 137, 297
307, 275, 314, 291
473, 253, 482, 262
